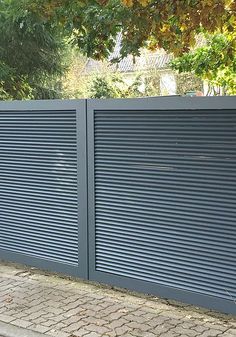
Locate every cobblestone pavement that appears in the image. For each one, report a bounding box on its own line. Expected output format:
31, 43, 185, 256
0, 263, 235, 337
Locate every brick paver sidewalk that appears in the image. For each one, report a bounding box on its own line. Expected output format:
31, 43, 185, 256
0, 263, 235, 337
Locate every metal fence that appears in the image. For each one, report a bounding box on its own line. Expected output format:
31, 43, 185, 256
0, 97, 235, 315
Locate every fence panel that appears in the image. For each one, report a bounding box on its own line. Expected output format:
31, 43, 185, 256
0, 97, 236, 314
0, 100, 87, 278
87, 97, 236, 314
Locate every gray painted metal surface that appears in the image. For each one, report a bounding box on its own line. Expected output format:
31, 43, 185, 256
0, 100, 87, 278
0, 97, 236, 314
87, 97, 236, 314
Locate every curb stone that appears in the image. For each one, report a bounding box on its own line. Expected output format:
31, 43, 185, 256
0, 321, 46, 337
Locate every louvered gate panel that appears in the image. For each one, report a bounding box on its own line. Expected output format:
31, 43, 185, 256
0, 100, 87, 277
88, 97, 236, 314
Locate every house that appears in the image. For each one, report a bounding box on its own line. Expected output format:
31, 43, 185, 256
83, 48, 176, 96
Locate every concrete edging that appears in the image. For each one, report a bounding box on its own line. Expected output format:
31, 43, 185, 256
0, 321, 46, 337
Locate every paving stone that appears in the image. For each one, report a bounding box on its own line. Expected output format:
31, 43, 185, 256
107, 318, 128, 329
192, 325, 209, 333
84, 324, 110, 334
72, 328, 91, 336
114, 325, 131, 335
62, 320, 88, 333
12, 312, 29, 319
42, 319, 59, 327
0, 263, 235, 337
127, 321, 151, 331
30, 324, 51, 333
147, 315, 171, 328
204, 323, 230, 331
11, 318, 32, 328
47, 331, 70, 337
200, 330, 226, 337
152, 323, 175, 335
158, 331, 181, 337
32, 316, 47, 325
84, 333, 102, 337
173, 327, 200, 337
62, 315, 84, 325
142, 333, 157, 337
0, 313, 15, 323
108, 311, 126, 320
225, 329, 236, 335
27, 312, 45, 320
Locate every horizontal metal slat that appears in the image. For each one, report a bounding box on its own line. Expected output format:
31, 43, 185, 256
0, 147, 76, 153
95, 183, 236, 201
95, 173, 236, 189
95, 145, 236, 158
95, 165, 236, 181
0, 140, 76, 146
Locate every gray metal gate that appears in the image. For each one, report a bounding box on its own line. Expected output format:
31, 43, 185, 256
87, 97, 236, 314
0, 97, 236, 314
0, 100, 87, 278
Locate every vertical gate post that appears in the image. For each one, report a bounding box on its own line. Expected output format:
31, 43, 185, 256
76, 99, 88, 279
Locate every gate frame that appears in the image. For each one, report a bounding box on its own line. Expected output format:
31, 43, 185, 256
0, 99, 88, 279
87, 96, 236, 315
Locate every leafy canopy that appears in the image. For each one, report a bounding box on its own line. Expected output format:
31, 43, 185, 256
0, 0, 66, 99
24, 0, 236, 59
171, 33, 236, 94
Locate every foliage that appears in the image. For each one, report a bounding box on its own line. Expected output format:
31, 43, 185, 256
171, 33, 236, 95
24, 0, 236, 60
87, 73, 146, 98
89, 75, 123, 98
0, 0, 67, 100
175, 72, 203, 96
86, 71, 161, 98
87, 70, 205, 98
63, 48, 166, 99
62, 50, 88, 98
0, 0, 233, 99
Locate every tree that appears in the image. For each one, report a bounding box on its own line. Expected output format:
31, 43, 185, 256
6, 0, 234, 99
89, 76, 121, 98
171, 33, 236, 95
0, 0, 67, 99
175, 72, 203, 96
24, 0, 235, 60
